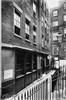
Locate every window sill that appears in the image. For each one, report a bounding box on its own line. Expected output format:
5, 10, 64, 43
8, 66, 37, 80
14, 33, 23, 39
25, 39, 30, 43
26, 72, 32, 75
32, 70, 36, 72
33, 43, 37, 45
16, 74, 24, 79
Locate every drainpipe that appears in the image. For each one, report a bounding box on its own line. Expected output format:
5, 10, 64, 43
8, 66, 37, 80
0, 0, 1, 99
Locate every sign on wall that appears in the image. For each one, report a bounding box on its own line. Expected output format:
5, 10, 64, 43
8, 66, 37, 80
4, 69, 13, 80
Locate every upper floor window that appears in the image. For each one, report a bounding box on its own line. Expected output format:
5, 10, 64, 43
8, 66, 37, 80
33, 2, 36, 18
42, 34, 44, 47
64, 3, 66, 9
25, 18, 30, 40
52, 21, 58, 27
41, 16, 44, 26
53, 46, 59, 55
64, 28, 66, 37
53, 10, 58, 16
64, 15, 66, 21
14, 10, 21, 35
33, 25, 36, 43
53, 32, 58, 41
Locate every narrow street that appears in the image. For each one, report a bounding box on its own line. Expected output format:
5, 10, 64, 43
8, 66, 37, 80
1, 0, 66, 100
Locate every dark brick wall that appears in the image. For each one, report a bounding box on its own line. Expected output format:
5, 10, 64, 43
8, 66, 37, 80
2, 0, 50, 53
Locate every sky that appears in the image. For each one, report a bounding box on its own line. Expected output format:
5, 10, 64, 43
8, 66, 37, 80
46, 0, 62, 9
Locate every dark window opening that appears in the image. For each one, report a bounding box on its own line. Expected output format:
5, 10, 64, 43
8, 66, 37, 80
33, 35, 36, 43
15, 26, 20, 35
16, 52, 24, 77
25, 34, 29, 40
33, 54, 37, 70
26, 54, 32, 73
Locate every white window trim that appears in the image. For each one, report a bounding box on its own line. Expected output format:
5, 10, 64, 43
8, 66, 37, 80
25, 14, 31, 22
13, 2, 23, 13
53, 10, 58, 16
64, 3, 66, 9
14, 12, 20, 28
64, 28, 66, 37
53, 21, 58, 27
53, 32, 58, 41
64, 15, 66, 21
33, 2, 36, 13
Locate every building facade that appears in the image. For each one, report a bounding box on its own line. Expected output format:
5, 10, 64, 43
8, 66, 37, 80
1, 0, 54, 100
50, 0, 66, 62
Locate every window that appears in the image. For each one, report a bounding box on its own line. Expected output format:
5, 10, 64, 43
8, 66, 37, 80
42, 34, 44, 47
45, 21, 46, 28
64, 28, 66, 37
26, 54, 32, 73
53, 21, 58, 27
33, 2, 36, 17
14, 10, 21, 35
33, 25, 36, 43
64, 15, 66, 21
53, 46, 59, 55
53, 32, 58, 41
64, 3, 66, 9
25, 18, 30, 40
64, 45, 66, 52
53, 10, 58, 16
33, 54, 37, 70
41, 16, 44, 26
16, 52, 24, 77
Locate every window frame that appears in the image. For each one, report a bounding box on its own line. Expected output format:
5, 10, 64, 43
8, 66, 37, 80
53, 10, 58, 17
33, 2, 37, 18
53, 46, 59, 55
33, 25, 37, 43
64, 28, 66, 37
64, 15, 66, 21
64, 2, 66, 9
53, 32, 58, 41
52, 21, 58, 27
25, 18, 30, 40
14, 9, 21, 36
33, 54, 37, 70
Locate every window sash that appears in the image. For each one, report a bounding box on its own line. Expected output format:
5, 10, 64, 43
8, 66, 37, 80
53, 47, 58, 55
64, 28, 66, 37
53, 21, 58, 27
64, 15, 66, 21
64, 3, 66, 9
33, 31, 36, 36
33, 3, 36, 13
53, 32, 58, 41
53, 10, 58, 16
33, 35, 36, 43
25, 24, 30, 35
14, 13, 20, 28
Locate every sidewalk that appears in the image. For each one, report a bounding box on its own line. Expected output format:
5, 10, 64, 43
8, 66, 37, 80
57, 97, 66, 100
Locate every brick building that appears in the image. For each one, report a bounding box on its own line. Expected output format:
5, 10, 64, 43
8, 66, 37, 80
1, 0, 53, 100
50, 0, 66, 61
